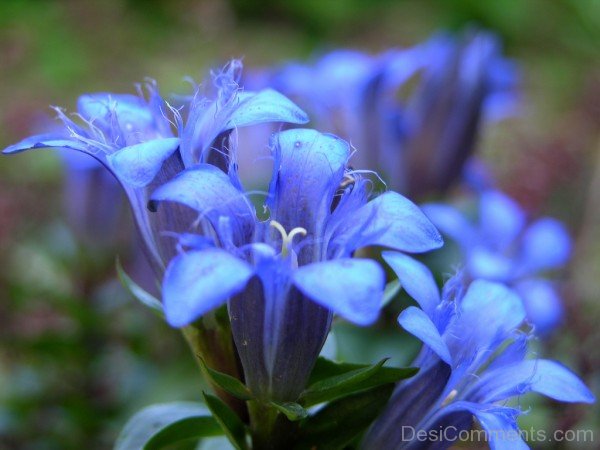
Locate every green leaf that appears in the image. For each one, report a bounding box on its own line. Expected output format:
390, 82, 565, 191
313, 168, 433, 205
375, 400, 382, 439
114, 402, 222, 450
382, 278, 401, 307
203, 392, 248, 450
301, 358, 417, 406
270, 401, 309, 421
295, 384, 395, 450
308, 357, 366, 384
198, 358, 253, 401
116, 257, 164, 317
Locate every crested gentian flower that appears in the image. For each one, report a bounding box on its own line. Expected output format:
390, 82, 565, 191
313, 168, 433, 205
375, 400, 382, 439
3, 60, 309, 274
362, 254, 594, 449
257, 30, 518, 198
150, 128, 443, 401
423, 189, 572, 334
60, 150, 126, 248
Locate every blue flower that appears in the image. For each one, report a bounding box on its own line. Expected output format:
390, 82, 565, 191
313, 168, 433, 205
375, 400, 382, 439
423, 189, 572, 334
150, 128, 443, 400
362, 254, 594, 450
3, 61, 309, 272
60, 150, 125, 248
258, 30, 518, 198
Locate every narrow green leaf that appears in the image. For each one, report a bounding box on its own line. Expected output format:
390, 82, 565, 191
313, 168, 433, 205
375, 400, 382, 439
270, 402, 309, 421
295, 384, 395, 450
114, 402, 221, 450
203, 392, 248, 450
116, 257, 164, 317
308, 357, 366, 384
301, 359, 388, 406
198, 358, 253, 401
301, 358, 417, 406
382, 278, 401, 307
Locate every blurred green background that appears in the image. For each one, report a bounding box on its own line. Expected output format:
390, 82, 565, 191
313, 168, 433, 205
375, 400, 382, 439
0, 0, 599, 448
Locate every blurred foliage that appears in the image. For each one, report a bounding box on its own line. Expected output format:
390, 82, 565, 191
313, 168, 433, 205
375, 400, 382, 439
0, 0, 599, 448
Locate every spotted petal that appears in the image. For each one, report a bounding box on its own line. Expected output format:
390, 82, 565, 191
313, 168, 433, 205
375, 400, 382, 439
226, 89, 309, 128
268, 129, 350, 260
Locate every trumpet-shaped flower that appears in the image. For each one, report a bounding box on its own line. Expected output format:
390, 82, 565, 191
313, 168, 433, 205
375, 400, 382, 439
423, 190, 572, 334
257, 30, 518, 198
3, 61, 308, 272
150, 128, 443, 400
362, 253, 594, 449
60, 150, 125, 248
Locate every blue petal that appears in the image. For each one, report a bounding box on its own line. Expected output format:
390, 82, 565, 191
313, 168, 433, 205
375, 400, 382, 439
77, 93, 158, 138
181, 87, 307, 167
441, 402, 529, 450
486, 333, 529, 372
421, 203, 477, 249
479, 190, 525, 250
272, 51, 373, 110
107, 137, 180, 187
398, 306, 451, 364
526, 360, 595, 403
292, 258, 384, 325
520, 218, 571, 274
149, 165, 255, 246
445, 280, 525, 368
382, 251, 440, 314
226, 89, 309, 128
469, 359, 595, 405
515, 279, 563, 335
162, 249, 254, 327
3, 133, 88, 154
267, 129, 350, 260
332, 191, 444, 254
468, 246, 515, 281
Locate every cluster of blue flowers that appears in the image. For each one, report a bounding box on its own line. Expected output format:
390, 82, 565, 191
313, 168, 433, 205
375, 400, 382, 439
4, 30, 594, 450
364, 256, 593, 449
252, 30, 518, 198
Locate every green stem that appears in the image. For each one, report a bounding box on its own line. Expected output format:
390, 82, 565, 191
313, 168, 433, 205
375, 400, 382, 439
247, 400, 300, 449
182, 306, 248, 421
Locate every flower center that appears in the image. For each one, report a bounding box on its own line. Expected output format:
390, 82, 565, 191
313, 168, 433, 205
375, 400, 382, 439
269, 220, 307, 257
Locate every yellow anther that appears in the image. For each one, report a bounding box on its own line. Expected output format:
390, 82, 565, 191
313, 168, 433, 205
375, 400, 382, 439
270, 220, 307, 257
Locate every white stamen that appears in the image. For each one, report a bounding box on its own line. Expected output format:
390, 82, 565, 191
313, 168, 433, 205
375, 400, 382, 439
269, 220, 307, 257
441, 389, 458, 406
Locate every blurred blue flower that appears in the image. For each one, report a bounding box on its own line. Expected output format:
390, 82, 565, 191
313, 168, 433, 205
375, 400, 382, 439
363, 254, 594, 449
60, 150, 125, 248
3, 61, 308, 273
149, 128, 443, 400
423, 190, 572, 334
258, 30, 518, 198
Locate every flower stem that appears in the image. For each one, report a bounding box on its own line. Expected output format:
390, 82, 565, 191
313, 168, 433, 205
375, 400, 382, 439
247, 400, 297, 449
182, 305, 248, 421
